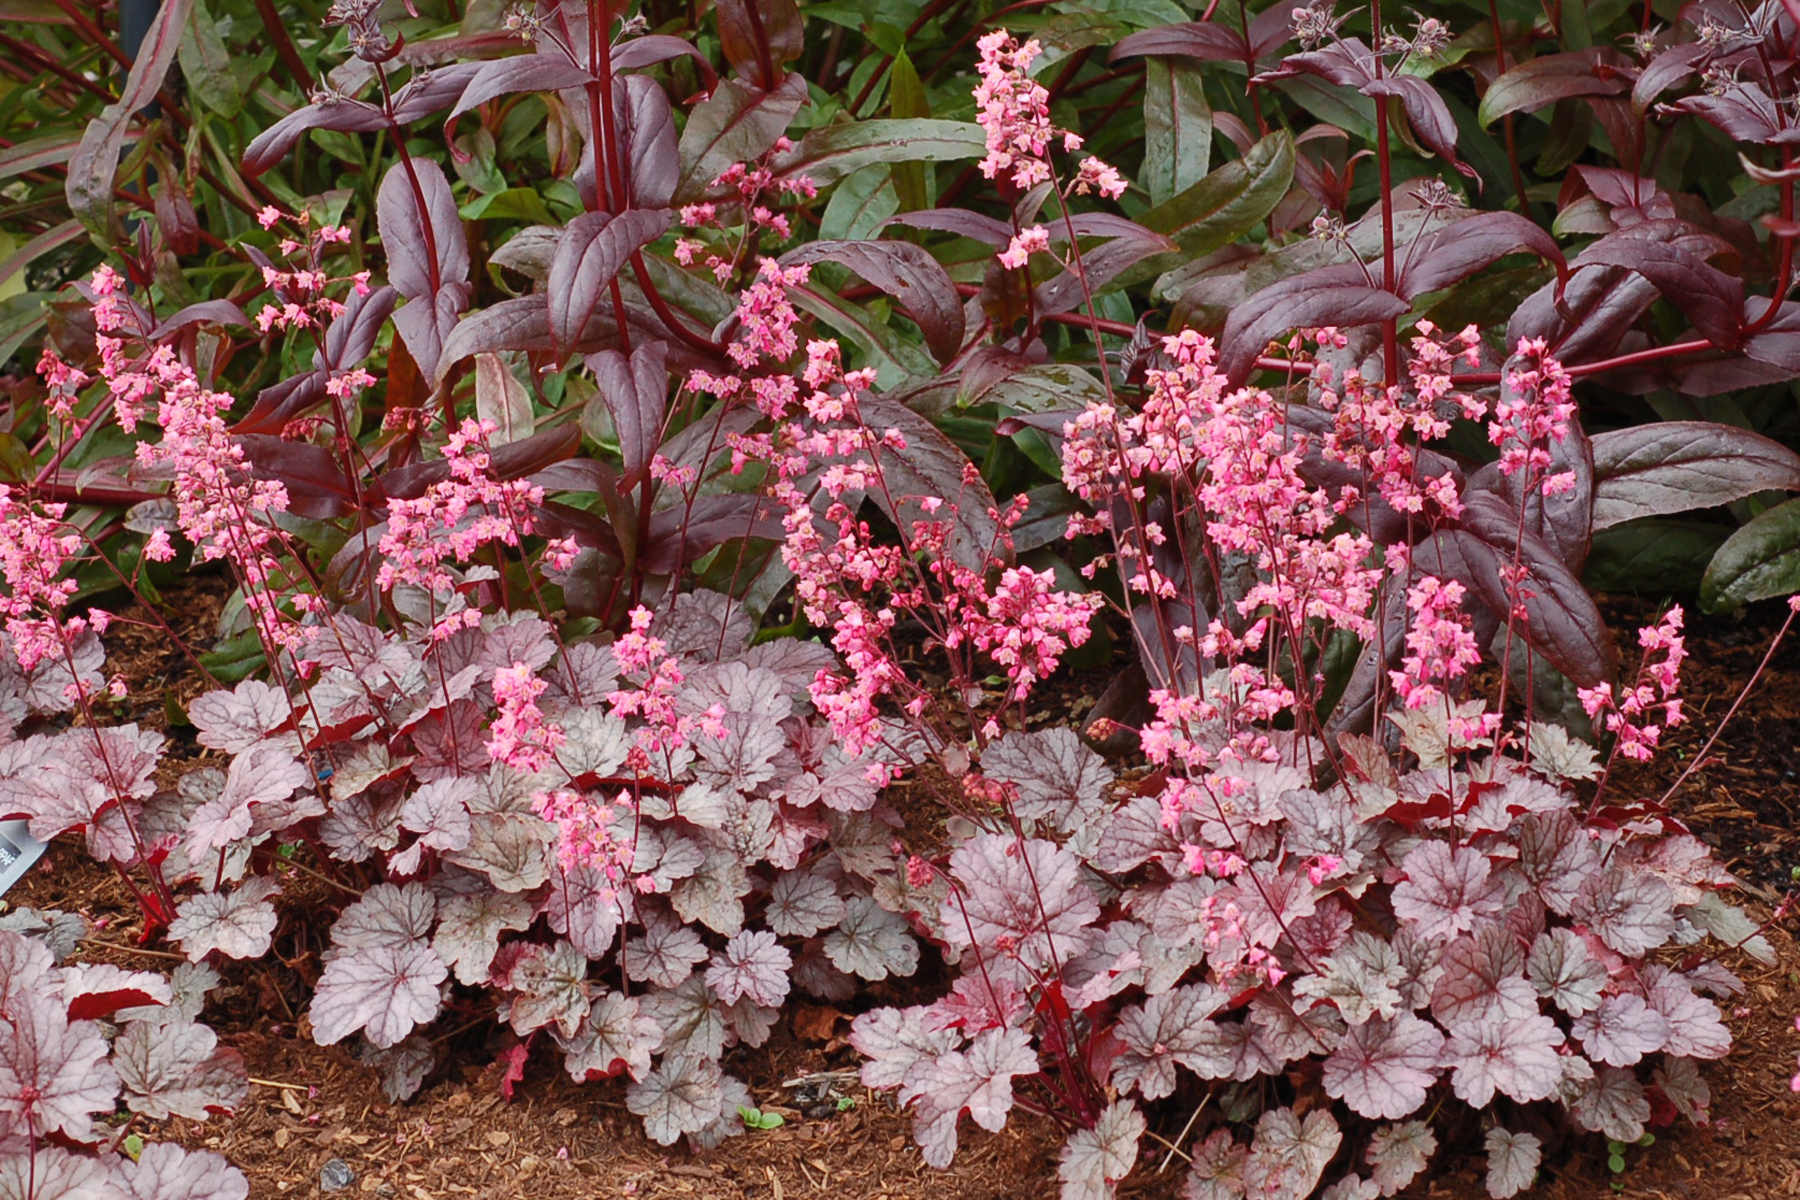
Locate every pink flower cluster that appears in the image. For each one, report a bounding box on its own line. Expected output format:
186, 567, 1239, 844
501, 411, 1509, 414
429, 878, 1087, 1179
1579, 606, 1686, 761
531, 787, 647, 896
676, 142, 817, 284
0, 487, 85, 674
1390, 576, 1493, 743
974, 31, 1125, 198
487, 661, 564, 773
606, 608, 728, 759
376, 419, 546, 632
1492, 337, 1577, 496
251, 210, 371, 335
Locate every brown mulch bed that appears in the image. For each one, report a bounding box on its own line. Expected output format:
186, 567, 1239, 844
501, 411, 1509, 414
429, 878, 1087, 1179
9, 578, 1800, 1198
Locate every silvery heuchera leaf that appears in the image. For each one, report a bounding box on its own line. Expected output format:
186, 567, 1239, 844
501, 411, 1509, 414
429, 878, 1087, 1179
899, 1026, 1038, 1168
448, 812, 553, 892
1231, 862, 1318, 948
556, 991, 662, 1083
328, 742, 412, 805
167, 878, 281, 962
765, 867, 845, 937
310, 943, 447, 1049
723, 994, 780, 1048
1366, 1120, 1436, 1196
1523, 722, 1600, 783
1429, 923, 1536, 1028
1065, 920, 1147, 1008
670, 845, 750, 935
329, 883, 436, 958
433, 890, 533, 986
639, 972, 726, 1061
1321, 1012, 1444, 1120
1181, 1128, 1248, 1200
1111, 984, 1233, 1100
687, 1072, 754, 1152
0, 1144, 125, 1200
1247, 994, 1345, 1065
542, 861, 629, 960
0, 906, 85, 963
1572, 865, 1676, 957
1390, 841, 1504, 942
410, 699, 491, 781
980, 728, 1114, 838
188, 743, 310, 854
1243, 1108, 1340, 1200
356, 1034, 436, 1102
540, 641, 620, 712
693, 708, 786, 797
504, 940, 591, 1038
1642, 966, 1731, 1060
1572, 993, 1668, 1067
1483, 1128, 1541, 1200
318, 792, 403, 863
1294, 932, 1406, 1026
1058, 1100, 1144, 1200
704, 930, 791, 1008
1653, 1056, 1711, 1123
941, 835, 1098, 969
824, 895, 918, 981
1092, 794, 1178, 873
1572, 1065, 1651, 1142
477, 612, 558, 675
114, 1019, 247, 1120
793, 940, 857, 1002
1526, 927, 1607, 1016
851, 1005, 962, 1090
926, 972, 1028, 1035
626, 1052, 724, 1146
1684, 892, 1776, 964
551, 707, 632, 780
0, 990, 118, 1142
118, 962, 219, 1026
392, 776, 477, 874
0, 929, 56, 1016
626, 904, 711, 989
1321, 1178, 1379, 1200
188, 678, 293, 754
119, 1143, 250, 1200
58, 964, 171, 1022
1444, 1011, 1565, 1108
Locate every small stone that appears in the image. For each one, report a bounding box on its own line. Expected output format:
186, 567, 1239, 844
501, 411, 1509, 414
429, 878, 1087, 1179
320, 1159, 355, 1192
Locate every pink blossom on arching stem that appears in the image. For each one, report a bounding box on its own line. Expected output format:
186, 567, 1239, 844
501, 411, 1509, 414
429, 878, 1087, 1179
1390, 575, 1484, 712
998, 225, 1051, 270
1491, 337, 1576, 495
487, 662, 564, 774
1578, 606, 1686, 762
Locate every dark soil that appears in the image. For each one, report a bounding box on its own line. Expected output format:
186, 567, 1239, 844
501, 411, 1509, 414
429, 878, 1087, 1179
9, 577, 1800, 1199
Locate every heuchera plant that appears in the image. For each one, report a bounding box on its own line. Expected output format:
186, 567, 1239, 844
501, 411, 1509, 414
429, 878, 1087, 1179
8, 0, 1800, 1196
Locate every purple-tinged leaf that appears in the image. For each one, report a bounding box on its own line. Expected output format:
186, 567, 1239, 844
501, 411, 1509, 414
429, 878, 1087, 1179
1507, 265, 1660, 366
582, 340, 669, 489
1182, 1127, 1249, 1200
1662, 81, 1790, 145
115, 1019, 246, 1120
1514, 810, 1602, 916
1059, 1100, 1145, 1200
1578, 233, 1744, 347
557, 991, 662, 1083
1444, 1011, 1564, 1107
767, 119, 986, 191
119, 1143, 248, 1200
1361, 75, 1471, 176
626, 1052, 724, 1145
1321, 1013, 1443, 1120
1294, 931, 1405, 1025
1643, 967, 1730, 1060
980, 727, 1114, 845
188, 679, 292, 755
357, 1034, 435, 1103
236, 435, 360, 519
1526, 927, 1606, 1016
1590, 421, 1800, 529
0, 990, 117, 1142
614, 76, 679, 210
765, 868, 844, 938
1653, 1056, 1711, 1124
1572, 866, 1676, 957
242, 64, 480, 175
1632, 42, 1709, 113
782, 240, 965, 365
1243, 1108, 1340, 1200
547, 210, 672, 361
852, 1005, 961, 1090
1112, 984, 1233, 1099
1367, 1120, 1436, 1196
1112, 21, 1248, 64
705, 930, 792, 1009
1400, 211, 1567, 301
942, 835, 1098, 970
166, 878, 280, 962
1478, 48, 1635, 125
310, 942, 447, 1049
0, 1145, 126, 1200
1571, 1065, 1651, 1142
433, 889, 532, 986
858, 396, 1007, 573
823, 895, 918, 981
626, 906, 711, 990
1391, 841, 1503, 943
676, 75, 808, 203
436, 296, 553, 384
1572, 993, 1667, 1066
441, 54, 595, 149
330, 883, 437, 956
1220, 263, 1407, 384
714, 0, 803, 89
377, 158, 469, 303
883, 209, 1012, 246
899, 1026, 1037, 1168
1484, 1128, 1541, 1200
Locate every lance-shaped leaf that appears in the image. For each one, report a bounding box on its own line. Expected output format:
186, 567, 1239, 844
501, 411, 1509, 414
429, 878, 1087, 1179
66, 0, 195, 238
855, 396, 1006, 573
617, 76, 679, 209
547, 209, 672, 361
582, 340, 669, 488
1133, 131, 1295, 276
782, 240, 964, 365
442, 54, 596, 148
1398, 211, 1567, 300
378, 158, 469, 302
714, 0, 803, 89
1479, 47, 1635, 126
768, 119, 987, 190
1701, 495, 1800, 610
677, 75, 808, 202
243, 64, 481, 174
114, 1019, 247, 1120
1578, 232, 1744, 348
1362, 75, 1472, 176
1590, 421, 1800, 529
1220, 263, 1408, 384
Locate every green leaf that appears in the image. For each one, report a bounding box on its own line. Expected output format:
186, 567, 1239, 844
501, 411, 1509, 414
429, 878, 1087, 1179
1122, 131, 1295, 288
820, 165, 899, 242
1701, 497, 1800, 611
460, 187, 555, 224
1142, 59, 1212, 207
122, 1134, 145, 1163
1608, 1154, 1626, 1173
888, 51, 931, 212
738, 1105, 785, 1130
179, 0, 243, 119
835, 1096, 856, 1112
771, 119, 986, 189
1585, 520, 1728, 594
199, 626, 268, 685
